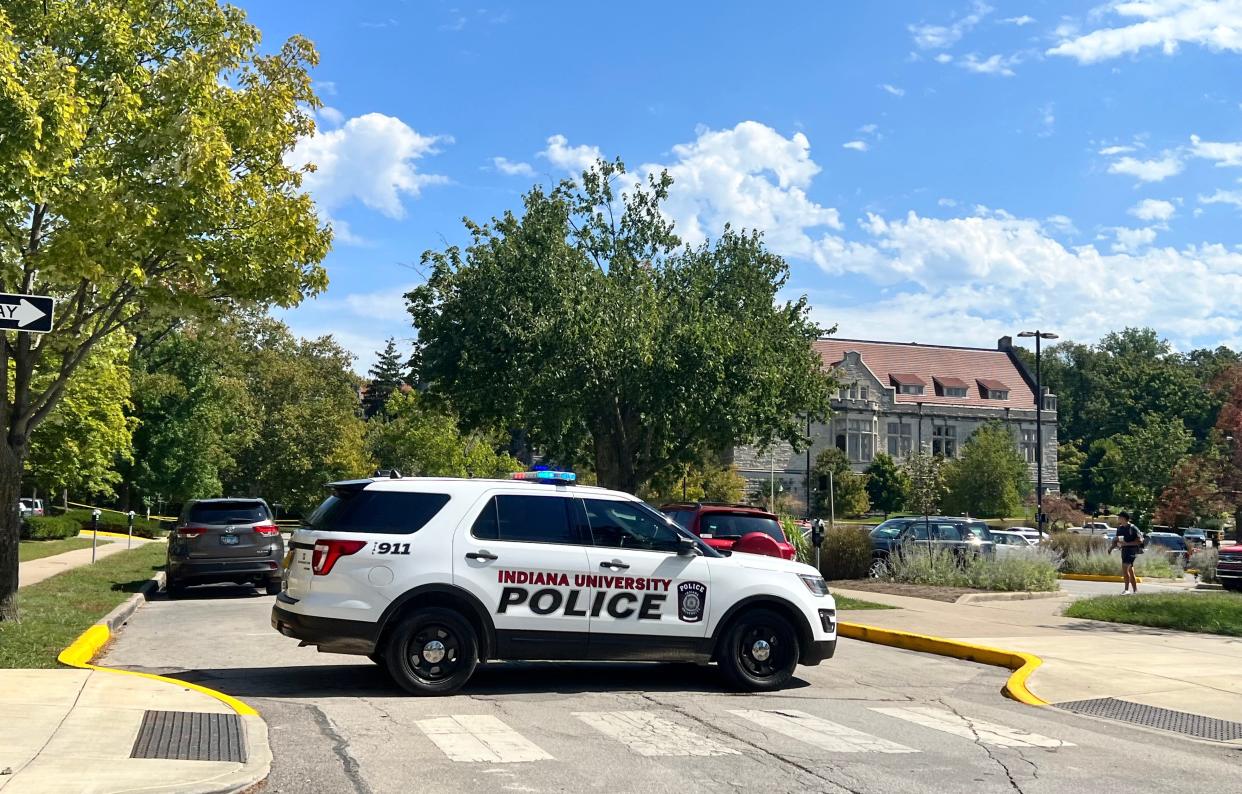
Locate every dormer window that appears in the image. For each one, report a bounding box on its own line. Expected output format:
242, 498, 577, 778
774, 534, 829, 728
890, 373, 926, 396
933, 376, 969, 398
977, 379, 1010, 400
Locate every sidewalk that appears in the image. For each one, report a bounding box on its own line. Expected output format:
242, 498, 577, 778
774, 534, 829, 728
0, 668, 268, 793
834, 586, 1242, 730
18, 538, 141, 588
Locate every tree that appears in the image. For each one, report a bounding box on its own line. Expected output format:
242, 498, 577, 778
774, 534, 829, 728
942, 424, 1030, 518
864, 454, 907, 516
903, 447, 946, 516
25, 334, 136, 501
0, 2, 330, 619
639, 461, 747, 505
1102, 413, 1192, 526
408, 159, 833, 494
1155, 453, 1225, 529
812, 448, 869, 518
1041, 493, 1087, 531
1057, 441, 1087, 497
366, 390, 521, 479
364, 338, 406, 419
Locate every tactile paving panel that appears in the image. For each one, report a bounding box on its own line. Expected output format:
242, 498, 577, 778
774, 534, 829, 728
1057, 697, 1242, 741
130, 710, 247, 762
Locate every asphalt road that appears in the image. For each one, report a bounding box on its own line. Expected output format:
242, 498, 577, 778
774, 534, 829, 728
101, 586, 1236, 794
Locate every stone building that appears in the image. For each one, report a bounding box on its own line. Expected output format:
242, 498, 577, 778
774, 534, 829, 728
731, 337, 1059, 514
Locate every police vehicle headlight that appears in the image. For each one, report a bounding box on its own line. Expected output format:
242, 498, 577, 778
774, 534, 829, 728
798, 574, 829, 596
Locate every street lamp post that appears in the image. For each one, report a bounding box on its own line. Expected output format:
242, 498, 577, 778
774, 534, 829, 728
1018, 330, 1059, 538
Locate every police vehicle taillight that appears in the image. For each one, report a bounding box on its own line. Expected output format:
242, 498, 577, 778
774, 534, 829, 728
312, 539, 366, 575
510, 470, 576, 483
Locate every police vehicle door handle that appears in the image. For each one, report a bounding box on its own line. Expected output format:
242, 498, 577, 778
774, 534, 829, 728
600, 560, 629, 570
465, 551, 498, 561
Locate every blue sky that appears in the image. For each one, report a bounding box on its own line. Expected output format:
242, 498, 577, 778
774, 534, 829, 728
250, 0, 1242, 372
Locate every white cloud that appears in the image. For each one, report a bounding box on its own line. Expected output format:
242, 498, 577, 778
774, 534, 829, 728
289, 112, 449, 220
843, 140, 869, 152
934, 53, 954, 64
1110, 226, 1159, 252
1038, 102, 1055, 135
317, 106, 344, 128
858, 123, 879, 134
1190, 134, 1242, 166
1200, 188, 1242, 208
492, 156, 535, 176
1044, 214, 1077, 234
1099, 144, 1136, 155
879, 83, 906, 96
314, 81, 338, 96
540, 134, 604, 174
1004, 15, 1035, 26
958, 53, 1019, 76
938, 197, 959, 208
909, 1, 992, 49
1129, 198, 1177, 221
1048, 0, 1242, 63
1107, 153, 1184, 182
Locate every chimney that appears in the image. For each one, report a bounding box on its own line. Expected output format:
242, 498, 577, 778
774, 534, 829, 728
997, 336, 1013, 350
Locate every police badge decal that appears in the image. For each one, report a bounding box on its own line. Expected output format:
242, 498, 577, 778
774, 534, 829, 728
677, 581, 707, 622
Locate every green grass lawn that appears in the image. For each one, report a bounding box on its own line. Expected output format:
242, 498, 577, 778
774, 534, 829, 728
0, 542, 166, 668
18, 537, 95, 563
1065, 592, 1242, 637
833, 594, 896, 610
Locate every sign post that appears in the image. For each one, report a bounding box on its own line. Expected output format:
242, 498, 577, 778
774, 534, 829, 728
91, 509, 101, 563
0, 293, 54, 334
127, 510, 135, 549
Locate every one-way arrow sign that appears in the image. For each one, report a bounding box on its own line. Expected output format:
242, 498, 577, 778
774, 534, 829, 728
0, 293, 54, 334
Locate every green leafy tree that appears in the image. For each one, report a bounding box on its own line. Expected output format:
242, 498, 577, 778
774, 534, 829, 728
864, 453, 907, 517
26, 334, 136, 501
1155, 453, 1225, 528
364, 338, 406, 419
941, 424, 1030, 518
367, 391, 522, 479
1100, 413, 1193, 526
1057, 441, 1086, 496
408, 159, 833, 493
0, 1, 329, 619
903, 447, 947, 516
812, 448, 870, 518
640, 462, 747, 505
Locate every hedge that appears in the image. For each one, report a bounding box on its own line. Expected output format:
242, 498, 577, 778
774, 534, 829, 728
57, 508, 168, 539
21, 515, 82, 541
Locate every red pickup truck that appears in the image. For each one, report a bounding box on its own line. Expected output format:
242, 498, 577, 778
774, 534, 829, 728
1216, 543, 1242, 592
660, 502, 797, 560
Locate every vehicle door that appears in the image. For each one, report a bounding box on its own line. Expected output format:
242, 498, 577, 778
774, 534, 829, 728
992, 533, 1016, 559
578, 496, 712, 656
454, 491, 593, 658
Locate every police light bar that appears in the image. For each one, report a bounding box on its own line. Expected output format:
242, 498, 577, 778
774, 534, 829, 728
511, 470, 577, 483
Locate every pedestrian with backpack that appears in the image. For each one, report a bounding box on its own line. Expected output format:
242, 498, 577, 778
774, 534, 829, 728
1108, 511, 1143, 595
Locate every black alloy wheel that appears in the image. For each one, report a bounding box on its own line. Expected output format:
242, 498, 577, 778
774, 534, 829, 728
385, 607, 479, 695
718, 608, 799, 691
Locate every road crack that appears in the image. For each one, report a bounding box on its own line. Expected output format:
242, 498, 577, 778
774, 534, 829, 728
308, 704, 373, 794
935, 699, 1024, 794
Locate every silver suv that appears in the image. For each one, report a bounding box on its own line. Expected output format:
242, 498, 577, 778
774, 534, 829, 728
166, 498, 283, 596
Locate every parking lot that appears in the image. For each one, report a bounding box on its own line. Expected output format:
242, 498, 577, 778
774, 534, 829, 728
99, 586, 1233, 794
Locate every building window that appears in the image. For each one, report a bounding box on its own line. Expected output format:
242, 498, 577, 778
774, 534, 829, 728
847, 419, 874, 463
1021, 429, 1037, 463
987, 389, 1009, 400
944, 387, 967, 398
886, 422, 912, 458
900, 384, 924, 396
859, 386, 869, 401
1042, 394, 1056, 411
838, 387, 849, 400
932, 425, 957, 458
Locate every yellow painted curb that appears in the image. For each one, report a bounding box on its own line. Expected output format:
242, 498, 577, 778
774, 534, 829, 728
77, 529, 145, 541
58, 620, 259, 717
838, 621, 1047, 707
1059, 573, 1143, 583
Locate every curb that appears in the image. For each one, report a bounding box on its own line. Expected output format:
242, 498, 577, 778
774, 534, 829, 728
57, 574, 271, 794
1059, 573, 1144, 583
955, 590, 1067, 604
78, 529, 165, 542
837, 621, 1047, 707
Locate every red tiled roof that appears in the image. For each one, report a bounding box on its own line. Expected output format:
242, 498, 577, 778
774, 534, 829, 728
976, 378, 1010, 392
889, 373, 926, 387
933, 376, 969, 390
817, 338, 1036, 409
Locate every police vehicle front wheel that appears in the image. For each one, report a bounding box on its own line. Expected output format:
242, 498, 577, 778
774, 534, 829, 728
385, 608, 479, 696
718, 608, 799, 691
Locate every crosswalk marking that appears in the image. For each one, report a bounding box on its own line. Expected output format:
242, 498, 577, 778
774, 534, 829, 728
728, 709, 917, 754
416, 715, 553, 763
869, 707, 1073, 748
573, 710, 740, 757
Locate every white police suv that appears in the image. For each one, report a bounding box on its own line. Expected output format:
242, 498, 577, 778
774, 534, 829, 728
272, 470, 837, 695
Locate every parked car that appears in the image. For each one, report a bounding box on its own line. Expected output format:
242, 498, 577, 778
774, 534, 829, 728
868, 516, 995, 577
1009, 526, 1042, 544
1077, 521, 1111, 536
18, 498, 44, 518
659, 502, 796, 560
166, 498, 284, 596
1181, 527, 1207, 550
1215, 544, 1242, 591
990, 530, 1040, 558
1144, 532, 1190, 567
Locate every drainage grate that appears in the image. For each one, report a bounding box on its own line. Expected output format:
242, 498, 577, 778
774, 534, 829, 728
130, 710, 247, 762
1057, 697, 1242, 742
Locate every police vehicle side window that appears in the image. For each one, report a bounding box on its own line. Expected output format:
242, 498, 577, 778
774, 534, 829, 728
309, 490, 450, 534
470, 495, 579, 545
582, 498, 681, 553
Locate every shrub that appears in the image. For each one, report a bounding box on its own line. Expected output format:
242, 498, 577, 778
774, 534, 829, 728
1190, 548, 1219, 584
58, 507, 168, 538
1061, 550, 1182, 578
21, 515, 82, 540
886, 546, 1059, 591
820, 527, 873, 581
781, 516, 812, 566
1044, 532, 1106, 559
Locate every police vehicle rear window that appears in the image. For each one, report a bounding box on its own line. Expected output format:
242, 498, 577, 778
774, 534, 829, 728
471, 495, 578, 544
308, 491, 450, 534
188, 501, 270, 524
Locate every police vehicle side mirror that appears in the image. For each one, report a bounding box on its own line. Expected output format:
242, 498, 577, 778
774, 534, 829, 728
677, 535, 698, 556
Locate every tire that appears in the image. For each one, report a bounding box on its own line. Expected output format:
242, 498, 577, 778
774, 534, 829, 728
166, 576, 187, 598
368, 653, 386, 666
264, 579, 282, 596
385, 607, 479, 696
868, 557, 890, 578
1223, 580, 1242, 593
717, 608, 800, 692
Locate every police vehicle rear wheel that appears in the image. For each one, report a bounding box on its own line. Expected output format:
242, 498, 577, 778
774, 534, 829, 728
386, 608, 478, 696
718, 608, 799, 691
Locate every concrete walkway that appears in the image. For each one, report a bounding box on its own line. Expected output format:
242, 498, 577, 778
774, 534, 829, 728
19, 538, 145, 588
835, 586, 1242, 728
0, 668, 268, 793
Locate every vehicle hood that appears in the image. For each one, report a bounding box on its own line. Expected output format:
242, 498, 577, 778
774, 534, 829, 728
723, 550, 819, 577
1221, 544, 1242, 554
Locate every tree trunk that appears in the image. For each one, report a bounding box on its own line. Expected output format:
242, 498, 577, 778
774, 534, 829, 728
0, 443, 23, 621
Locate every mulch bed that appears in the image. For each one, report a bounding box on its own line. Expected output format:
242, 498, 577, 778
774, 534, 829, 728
829, 579, 988, 603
